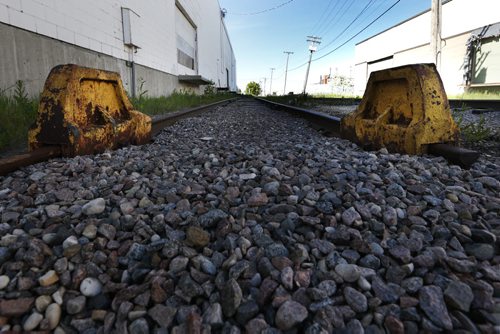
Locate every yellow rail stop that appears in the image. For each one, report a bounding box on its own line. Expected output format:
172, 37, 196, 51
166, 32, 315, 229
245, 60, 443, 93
29, 64, 151, 156
341, 63, 459, 155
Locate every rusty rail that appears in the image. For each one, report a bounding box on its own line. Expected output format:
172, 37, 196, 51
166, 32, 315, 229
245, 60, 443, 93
284, 96, 500, 112
427, 143, 481, 169
151, 98, 238, 136
256, 97, 481, 169
0, 146, 63, 176
256, 98, 342, 135
0, 98, 239, 176
0, 95, 485, 176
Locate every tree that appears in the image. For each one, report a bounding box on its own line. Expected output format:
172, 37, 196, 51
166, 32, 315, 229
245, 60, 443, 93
245, 81, 262, 96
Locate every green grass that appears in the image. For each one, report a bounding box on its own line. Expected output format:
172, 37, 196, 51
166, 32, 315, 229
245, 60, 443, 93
262, 94, 360, 107
0, 84, 236, 154
448, 89, 500, 100
452, 105, 494, 142
132, 90, 236, 116
0, 82, 38, 153
310, 93, 362, 99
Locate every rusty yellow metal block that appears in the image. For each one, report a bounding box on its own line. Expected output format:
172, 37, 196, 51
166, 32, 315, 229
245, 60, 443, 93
28, 64, 151, 156
341, 63, 459, 155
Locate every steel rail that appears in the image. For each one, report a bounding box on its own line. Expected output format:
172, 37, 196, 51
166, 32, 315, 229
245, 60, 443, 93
255, 97, 481, 169
151, 98, 238, 136
0, 97, 239, 176
0, 146, 63, 176
0, 95, 486, 176
288, 96, 500, 112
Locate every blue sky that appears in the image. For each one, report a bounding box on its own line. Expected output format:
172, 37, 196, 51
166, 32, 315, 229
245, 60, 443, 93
218, 0, 431, 94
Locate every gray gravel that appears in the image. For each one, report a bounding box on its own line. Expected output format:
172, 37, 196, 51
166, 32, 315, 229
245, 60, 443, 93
310, 104, 357, 119
0, 98, 499, 333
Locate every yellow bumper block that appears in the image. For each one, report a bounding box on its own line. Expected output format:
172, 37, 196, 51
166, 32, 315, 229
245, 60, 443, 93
341, 63, 459, 155
28, 64, 151, 156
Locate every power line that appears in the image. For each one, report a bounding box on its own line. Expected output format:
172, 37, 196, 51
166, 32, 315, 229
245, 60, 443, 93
345, 0, 392, 36
288, 60, 310, 72
313, 0, 402, 62
317, 0, 354, 37
312, 0, 344, 36
310, 0, 337, 34
228, 0, 296, 16
319, 0, 376, 51
287, 0, 401, 72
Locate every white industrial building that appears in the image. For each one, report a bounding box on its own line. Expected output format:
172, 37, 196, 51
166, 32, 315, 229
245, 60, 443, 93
0, 0, 237, 97
354, 0, 500, 96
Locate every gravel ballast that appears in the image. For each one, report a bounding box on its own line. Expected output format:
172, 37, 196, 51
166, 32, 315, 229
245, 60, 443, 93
0, 98, 499, 333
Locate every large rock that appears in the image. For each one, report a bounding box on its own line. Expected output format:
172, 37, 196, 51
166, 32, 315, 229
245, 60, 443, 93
80, 277, 103, 297
444, 281, 473, 312
199, 209, 228, 227
220, 278, 242, 317
344, 287, 367, 312
148, 304, 177, 328
419, 285, 453, 330
248, 193, 269, 206
82, 198, 106, 215
0, 298, 34, 316
186, 226, 210, 248
45, 303, 61, 330
335, 264, 361, 282
23, 312, 43, 331
341, 207, 362, 226
275, 300, 308, 330
372, 277, 400, 303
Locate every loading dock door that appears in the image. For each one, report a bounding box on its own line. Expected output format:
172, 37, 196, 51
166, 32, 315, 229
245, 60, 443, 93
367, 56, 394, 80
176, 6, 197, 72
472, 37, 500, 85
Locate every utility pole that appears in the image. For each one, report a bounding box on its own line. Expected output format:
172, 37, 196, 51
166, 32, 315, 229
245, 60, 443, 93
269, 68, 275, 95
283, 51, 293, 95
303, 36, 321, 95
261, 77, 267, 96
430, 0, 442, 68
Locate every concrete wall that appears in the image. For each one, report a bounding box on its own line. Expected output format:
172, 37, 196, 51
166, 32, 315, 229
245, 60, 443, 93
0, 22, 182, 97
354, 0, 500, 95
0, 0, 237, 97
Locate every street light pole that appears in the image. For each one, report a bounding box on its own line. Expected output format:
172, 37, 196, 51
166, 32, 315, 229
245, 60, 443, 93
303, 36, 321, 95
283, 51, 293, 95
430, 0, 442, 68
269, 68, 275, 95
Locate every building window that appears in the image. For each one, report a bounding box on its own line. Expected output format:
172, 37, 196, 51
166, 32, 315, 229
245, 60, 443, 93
175, 5, 197, 71
472, 36, 500, 85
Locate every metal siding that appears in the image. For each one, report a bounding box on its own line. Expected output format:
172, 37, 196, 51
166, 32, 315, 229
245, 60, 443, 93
0, 0, 236, 93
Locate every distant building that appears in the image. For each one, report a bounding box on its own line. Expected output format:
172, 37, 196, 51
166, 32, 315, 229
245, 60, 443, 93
354, 0, 500, 96
310, 68, 354, 96
0, 0, 237, 97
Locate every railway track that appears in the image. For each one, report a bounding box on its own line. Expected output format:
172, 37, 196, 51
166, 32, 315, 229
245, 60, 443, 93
257, 98, 481, 168
0, 98, 239, 176
0, 95, 485, 176
0, 98, 498, 333
297, 97, 500, 112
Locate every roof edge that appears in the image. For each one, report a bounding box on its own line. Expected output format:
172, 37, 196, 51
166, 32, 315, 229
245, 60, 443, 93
356, 0, 453, 46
